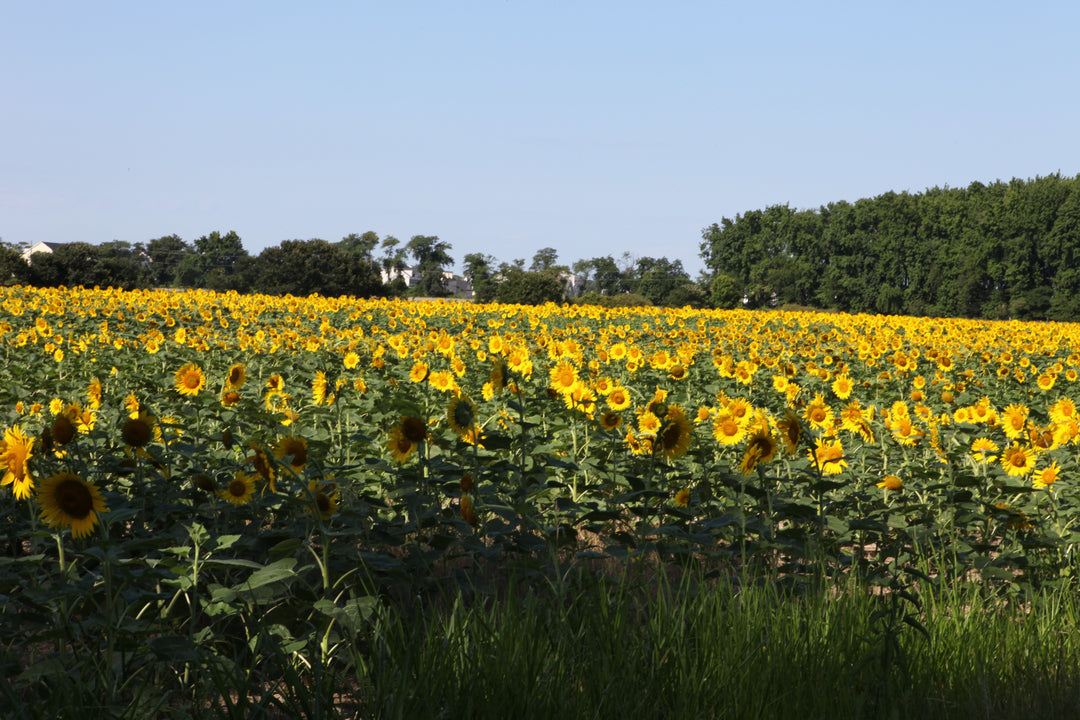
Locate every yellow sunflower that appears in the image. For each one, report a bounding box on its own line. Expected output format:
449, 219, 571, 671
36, 471, 108, 538
120, 411, 155, 448
225, 363, 247, 390
810, 438, 847, 476
1000, 442, 1036, 477
0, 427, 35, 499
387, 426, 417, 463
876, 475, 903, 491
606, 386, 632, 412
174, 363, 206, 397
220, 472, 256, 506
740, 425, 778, 475
549, 360, 579, 395
447, 394, 478, 438
274, 436, 308, 472
658, 405, 692, 460
1034, 462, 1061, 489
711, 411, 746, 446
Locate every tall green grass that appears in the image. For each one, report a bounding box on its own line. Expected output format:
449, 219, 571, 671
350, 566, 1080, 720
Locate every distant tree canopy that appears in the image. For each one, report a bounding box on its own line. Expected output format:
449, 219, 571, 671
700, 173, 1080, 320
251, 238, 384, 298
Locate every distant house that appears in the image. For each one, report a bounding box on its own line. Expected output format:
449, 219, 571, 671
21, 241, 64, 263
382, 265, 473, 298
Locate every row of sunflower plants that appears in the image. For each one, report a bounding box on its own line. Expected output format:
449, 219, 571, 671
2, 284, 1080, 714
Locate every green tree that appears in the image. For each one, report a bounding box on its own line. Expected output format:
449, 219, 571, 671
463, 252, 498, 303
145, 234, 192, 287
0, 240, 30, 286
182, 230, 249, 291
633, 256, 690, 306
339, 231, 380, 263
406, 235, 453, 297
251, 239, 384, 298
529, 247, 560, 273
494, 267, 564, 305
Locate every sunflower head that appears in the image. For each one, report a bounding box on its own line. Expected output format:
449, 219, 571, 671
274, 436, 308, 471
447, 395, 477, 438
51, 413, 77, 446
226, 363, 247, 390
121, 412, 154, 448
220, 472, 255, 506
1, 427, 35, 500
37, 471, 108, 538
400, 416, 428, 444
658, 406, 692, 459
174, 363, 206, 397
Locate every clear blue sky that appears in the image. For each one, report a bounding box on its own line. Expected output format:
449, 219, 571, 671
4, 1, 1079, 278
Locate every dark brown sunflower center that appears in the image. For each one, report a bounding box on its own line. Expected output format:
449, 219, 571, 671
401, 417, 427, 443
56, 480, 92, 519
228, 479, 247, 497
122, 419, 153, 447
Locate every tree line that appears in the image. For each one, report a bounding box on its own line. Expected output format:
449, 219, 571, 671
1, 231, 701, 307
700, 173, 1080, 320
8, 171, 1076, 316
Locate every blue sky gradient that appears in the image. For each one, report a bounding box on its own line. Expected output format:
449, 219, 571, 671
4, 1, 1079, 277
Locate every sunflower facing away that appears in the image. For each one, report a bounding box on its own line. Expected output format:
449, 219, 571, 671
0, 427, 35, 499
274, 436, 309, 473
37, 471, 108, 538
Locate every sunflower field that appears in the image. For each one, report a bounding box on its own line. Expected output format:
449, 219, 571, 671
4, 284, 1080, 716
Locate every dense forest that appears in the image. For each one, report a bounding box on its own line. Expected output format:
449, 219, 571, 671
700, 173, 1080, 320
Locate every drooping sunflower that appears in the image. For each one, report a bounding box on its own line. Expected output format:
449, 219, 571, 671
246, 443, 276, 491
312, 370, 330, 405
308, 479, 339, 520
387, 425, 417, 463
447, 394, 478, 439
36, 471, 108, 538
225, 363, 247, 391
876, 475, 903, 491
0, 427, 35, 499
220, 472, 256, 506
274, 436, 308, 472
658, 406, 692, 460
740, 424, 779, 475
174, 363, 206, 397
400, 415, 428, 444
51, 408, 78, 447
